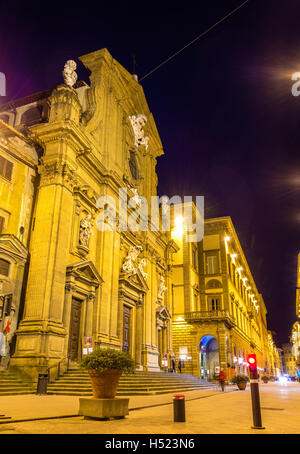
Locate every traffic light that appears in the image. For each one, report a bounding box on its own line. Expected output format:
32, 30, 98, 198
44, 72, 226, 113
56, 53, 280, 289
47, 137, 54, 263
247, 354, 257, 372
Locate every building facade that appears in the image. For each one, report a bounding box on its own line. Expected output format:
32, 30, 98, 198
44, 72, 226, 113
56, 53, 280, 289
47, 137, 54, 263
171, 216, 273, 379
0, 49, 179, 380
0, 49, 276, 383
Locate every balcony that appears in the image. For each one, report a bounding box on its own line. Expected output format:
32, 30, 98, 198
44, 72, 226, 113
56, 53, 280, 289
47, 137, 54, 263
185, 310, 235, 329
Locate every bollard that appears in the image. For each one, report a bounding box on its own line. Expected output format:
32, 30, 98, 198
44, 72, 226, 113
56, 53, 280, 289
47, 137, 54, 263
173, 393, 186, 422
37, 373, 48, 395
247, 354, 265, 430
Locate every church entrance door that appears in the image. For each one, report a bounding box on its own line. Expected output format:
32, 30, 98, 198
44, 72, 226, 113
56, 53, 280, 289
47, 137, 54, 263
68, 298, 82, 361
122, 305, 131, 352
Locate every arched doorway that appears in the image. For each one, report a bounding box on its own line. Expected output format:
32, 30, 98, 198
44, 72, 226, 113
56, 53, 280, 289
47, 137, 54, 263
199, 335, 219, 380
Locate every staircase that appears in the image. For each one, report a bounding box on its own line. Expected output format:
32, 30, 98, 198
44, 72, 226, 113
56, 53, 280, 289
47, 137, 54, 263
0, 369, 35, 396
46, 369, 216, 396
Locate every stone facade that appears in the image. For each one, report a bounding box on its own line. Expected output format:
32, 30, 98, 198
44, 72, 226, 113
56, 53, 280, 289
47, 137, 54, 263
0, 49, 178, 380
171, 216, 275, 380
0, 48, 277, 384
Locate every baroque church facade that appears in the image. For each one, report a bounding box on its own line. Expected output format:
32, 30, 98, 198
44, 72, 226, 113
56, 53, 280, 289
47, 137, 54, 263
0, 49, 178, 380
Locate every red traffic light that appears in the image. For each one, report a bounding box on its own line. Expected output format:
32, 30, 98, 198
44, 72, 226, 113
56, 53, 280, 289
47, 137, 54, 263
247, 354, 257, 369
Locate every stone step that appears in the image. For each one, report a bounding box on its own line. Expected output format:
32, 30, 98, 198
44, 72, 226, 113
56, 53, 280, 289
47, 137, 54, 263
47, 387, 213, 396
47, 383, 209, 391
51, 377, 205, 384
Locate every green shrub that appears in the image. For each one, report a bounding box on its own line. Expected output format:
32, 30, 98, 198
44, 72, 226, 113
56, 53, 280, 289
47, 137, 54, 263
231, 374, 250, 384
261, 375, 269, 381
80, 348, 135, 374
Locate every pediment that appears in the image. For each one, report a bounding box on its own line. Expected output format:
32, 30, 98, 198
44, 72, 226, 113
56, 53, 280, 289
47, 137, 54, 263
0, 234, 28, 261
66, 260, 103, 287
156, 305, 171, 321
119, 268, 149, 294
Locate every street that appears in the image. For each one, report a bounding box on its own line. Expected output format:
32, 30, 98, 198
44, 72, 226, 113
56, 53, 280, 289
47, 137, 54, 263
0, 383, 299, 434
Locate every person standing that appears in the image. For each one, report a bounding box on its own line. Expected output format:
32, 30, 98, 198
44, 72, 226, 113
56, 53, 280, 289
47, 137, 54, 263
218, 368, 226, 391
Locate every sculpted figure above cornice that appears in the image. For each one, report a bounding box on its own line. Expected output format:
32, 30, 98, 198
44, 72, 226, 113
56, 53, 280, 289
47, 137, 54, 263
121, 245, 143, 274
62, 60, 78, 88
129, 114, 149, 150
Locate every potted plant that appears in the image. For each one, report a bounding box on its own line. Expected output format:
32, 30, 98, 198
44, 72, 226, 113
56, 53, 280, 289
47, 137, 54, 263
261, 375, 269, 384
80, 348, 135, 399
231, 374, 250, 390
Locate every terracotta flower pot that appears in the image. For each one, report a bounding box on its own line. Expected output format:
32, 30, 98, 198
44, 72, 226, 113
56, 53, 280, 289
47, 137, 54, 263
88, 369, 123, 398
237, 381, 247, 390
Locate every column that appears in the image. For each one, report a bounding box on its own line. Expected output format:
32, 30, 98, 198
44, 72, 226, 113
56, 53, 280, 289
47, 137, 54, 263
135, 301, 143, 369
85, 293, 95, 338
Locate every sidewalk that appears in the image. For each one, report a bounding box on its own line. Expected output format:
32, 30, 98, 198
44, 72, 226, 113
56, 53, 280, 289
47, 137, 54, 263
0, 385, 236, 423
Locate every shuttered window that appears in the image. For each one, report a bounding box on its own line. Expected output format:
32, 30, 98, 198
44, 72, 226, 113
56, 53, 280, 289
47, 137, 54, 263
0, 259, 10, 276
0, 156, 13, 181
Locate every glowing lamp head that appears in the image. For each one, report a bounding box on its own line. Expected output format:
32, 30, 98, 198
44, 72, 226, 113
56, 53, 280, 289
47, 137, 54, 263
247, 354, 257, 372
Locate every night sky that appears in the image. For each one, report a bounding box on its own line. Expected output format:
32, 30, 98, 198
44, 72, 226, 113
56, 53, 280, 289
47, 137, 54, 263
1, 0, 299, 345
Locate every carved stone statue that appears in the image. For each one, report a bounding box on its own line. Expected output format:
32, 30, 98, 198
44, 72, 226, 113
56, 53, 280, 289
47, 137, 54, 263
79, 214, 93, 248
122, 245, 143, 274
158, 275, 167, 300
138, 258, 148, 280
128, 184, 142, 205
63, 60, 78, 88
129, 114, 149, 149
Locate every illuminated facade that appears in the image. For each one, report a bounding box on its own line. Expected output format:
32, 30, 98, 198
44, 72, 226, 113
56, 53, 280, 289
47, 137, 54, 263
171, 216, 275, 380
282, 343, 297, 377
0, 49, 277, 384
0, 49, 179, 380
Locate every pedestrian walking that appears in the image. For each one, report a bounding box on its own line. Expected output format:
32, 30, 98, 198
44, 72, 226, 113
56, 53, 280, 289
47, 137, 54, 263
178, 358, 182, 373
218, 368, 226, 392
172, 358, 176, 373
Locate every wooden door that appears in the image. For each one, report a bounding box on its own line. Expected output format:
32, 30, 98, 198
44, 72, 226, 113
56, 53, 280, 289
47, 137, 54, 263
122, 306, 131, 352
68, 298, 82, 361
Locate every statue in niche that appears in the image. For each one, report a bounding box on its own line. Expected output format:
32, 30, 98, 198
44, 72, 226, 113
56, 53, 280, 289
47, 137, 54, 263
79, 214, 93, 248
138, 258, 148, 280
122, 245, 143, 274
62, 60, 78, 88
158, 275, 167, 300
129, 114, 149, 149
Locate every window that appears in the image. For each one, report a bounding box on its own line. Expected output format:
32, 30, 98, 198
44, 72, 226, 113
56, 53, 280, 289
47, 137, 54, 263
206, 254, 219, 274
0, 156, 13, 181
192, 245, 198, 270
129, 151, 138, 180
0, 258, 10, 276
208, 297, 221, 312
0, 216, 4, 234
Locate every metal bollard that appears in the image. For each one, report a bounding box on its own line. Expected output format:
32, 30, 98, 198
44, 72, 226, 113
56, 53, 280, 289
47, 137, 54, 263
37, 373, 48, 395
173, 393, 186, 422
247, 354, 265, 430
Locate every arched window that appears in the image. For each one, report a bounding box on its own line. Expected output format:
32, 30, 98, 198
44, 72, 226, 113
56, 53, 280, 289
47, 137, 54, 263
206, 279, 222, 289
20, 105, 43, 126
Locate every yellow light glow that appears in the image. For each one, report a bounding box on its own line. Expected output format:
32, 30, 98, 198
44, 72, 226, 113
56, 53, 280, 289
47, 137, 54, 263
231, 253, 237, 264
172, 215, 184, 238
224, 236, 230, 253
176, 316, 185, 322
